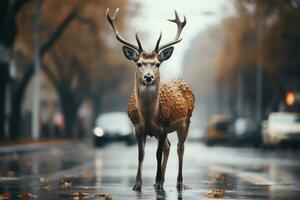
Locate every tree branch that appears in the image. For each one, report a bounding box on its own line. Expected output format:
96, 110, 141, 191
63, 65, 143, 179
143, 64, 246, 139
16, 9, 78, 96
13, 0, 32, 13
40, 10, 77, 56
76, 15, 98, 34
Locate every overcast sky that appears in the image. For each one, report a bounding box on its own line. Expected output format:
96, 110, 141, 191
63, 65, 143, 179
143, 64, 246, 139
127, 0, 235, 78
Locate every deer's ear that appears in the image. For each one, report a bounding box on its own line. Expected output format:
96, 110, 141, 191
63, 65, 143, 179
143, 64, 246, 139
122, 46, 139, 62
158, 47, 174, 62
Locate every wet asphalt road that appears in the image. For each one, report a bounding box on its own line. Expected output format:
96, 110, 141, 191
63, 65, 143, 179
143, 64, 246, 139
0, 139, 300, 200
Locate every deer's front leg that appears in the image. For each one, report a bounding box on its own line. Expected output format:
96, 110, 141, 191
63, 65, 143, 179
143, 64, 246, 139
155, 134, 167, 191
133, 129, 146, 191
162, 138, 170, 183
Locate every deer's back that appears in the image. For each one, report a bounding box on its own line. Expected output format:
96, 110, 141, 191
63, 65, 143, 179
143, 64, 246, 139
128, 78, 195, 127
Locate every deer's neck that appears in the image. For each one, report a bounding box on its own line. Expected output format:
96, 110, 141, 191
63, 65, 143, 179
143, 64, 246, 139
135, 73, 160, 125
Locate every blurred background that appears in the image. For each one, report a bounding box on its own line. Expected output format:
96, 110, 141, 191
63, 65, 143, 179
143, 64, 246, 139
1, 0, 300, 147
1, 0, 300, 199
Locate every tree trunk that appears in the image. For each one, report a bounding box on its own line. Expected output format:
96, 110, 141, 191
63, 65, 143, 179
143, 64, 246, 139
0, 0, 32, 140
8, 11, 77, 139
0, 63, 9, 139
9, 66, 34, 139
62, 106, 76, 139
60, 90, 80, 139
9, 90, 23, 140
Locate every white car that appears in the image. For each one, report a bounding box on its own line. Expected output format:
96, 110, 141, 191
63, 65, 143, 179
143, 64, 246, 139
93, 112, 135, 146
262, 112, 300, 145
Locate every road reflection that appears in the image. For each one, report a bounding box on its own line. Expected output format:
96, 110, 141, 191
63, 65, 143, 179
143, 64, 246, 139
0, 142, 300, 199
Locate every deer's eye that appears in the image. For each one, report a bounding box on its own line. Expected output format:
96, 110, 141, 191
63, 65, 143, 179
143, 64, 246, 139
156, 63, 160, 68
137, 63, 142, 67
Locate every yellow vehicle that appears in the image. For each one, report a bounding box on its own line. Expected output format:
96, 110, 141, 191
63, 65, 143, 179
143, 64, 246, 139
203, 115, 234, 146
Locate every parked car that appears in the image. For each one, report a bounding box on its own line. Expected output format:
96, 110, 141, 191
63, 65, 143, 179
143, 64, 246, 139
262, 112, 300, 145
203, 115, 234, 146
233, 118, 262, 146
188, 128, 205, 141
93, 112, 135, 147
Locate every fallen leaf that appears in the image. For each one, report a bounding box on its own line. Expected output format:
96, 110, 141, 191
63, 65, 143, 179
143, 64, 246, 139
19, 192, 30, 200
105, 195, 113, 200
0, 192, 11, 200
206, 189, 225, 198
18, 192, 37, 200
95, 194, 113, 200
71, 192, 91, 199
95, 193, 109, 198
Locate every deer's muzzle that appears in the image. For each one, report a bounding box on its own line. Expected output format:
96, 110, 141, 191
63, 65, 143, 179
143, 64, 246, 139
143, 73, 155, 85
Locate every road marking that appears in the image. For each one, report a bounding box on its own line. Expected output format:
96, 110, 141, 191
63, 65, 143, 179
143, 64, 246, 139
208, 164, 276, 185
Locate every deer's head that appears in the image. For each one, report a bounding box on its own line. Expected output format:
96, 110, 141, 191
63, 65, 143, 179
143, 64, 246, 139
106, 8, 186, 86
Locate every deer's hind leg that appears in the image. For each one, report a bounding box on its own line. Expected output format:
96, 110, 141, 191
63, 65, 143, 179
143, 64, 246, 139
176, 122, 189, 190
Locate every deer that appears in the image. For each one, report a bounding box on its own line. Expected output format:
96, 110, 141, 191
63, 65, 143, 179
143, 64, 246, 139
106, 8, 195, 192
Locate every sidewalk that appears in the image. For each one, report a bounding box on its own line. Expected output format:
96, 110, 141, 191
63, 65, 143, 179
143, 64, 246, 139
0, 140, 84, 155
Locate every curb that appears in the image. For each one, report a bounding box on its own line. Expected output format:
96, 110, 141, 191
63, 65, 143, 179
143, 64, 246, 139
0, 141, 83, 155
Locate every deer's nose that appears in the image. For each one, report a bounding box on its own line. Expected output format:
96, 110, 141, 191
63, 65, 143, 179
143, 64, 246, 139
144, 73, 154, 83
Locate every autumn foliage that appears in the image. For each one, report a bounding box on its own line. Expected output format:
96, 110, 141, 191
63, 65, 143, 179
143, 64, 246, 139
10, 0, 135, 138
216, 0, 300, 116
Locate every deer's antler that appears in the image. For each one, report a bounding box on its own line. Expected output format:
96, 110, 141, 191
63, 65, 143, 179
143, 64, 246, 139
154, 10, 186, 53
106, 8, 143, 52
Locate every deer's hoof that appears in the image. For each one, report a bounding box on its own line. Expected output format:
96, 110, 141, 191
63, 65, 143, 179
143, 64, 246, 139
154, 183, 164, 192
133, 185, 142, 191
176, 182, 183, 191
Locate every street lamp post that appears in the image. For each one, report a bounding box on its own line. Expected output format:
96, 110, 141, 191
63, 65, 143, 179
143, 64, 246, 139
256, 66, 263, 121
31, 0, 42, 140
256, 11, 264, 123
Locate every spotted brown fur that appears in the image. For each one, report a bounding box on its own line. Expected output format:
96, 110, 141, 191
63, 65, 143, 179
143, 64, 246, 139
128, 78, 195, 128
